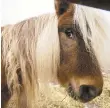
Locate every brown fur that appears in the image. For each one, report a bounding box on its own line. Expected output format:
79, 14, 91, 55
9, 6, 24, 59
55, 0, 103, 101
55, 0, 103, 88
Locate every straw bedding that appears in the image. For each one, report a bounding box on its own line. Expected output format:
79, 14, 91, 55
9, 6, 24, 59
37, 73, 110, 108
7, 73, 110, 108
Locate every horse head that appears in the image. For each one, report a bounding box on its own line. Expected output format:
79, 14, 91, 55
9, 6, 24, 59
55, 0, 103, 102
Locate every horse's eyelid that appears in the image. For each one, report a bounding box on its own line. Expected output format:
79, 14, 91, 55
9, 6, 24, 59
58, 28, 74, 33
58, 28, 67, 32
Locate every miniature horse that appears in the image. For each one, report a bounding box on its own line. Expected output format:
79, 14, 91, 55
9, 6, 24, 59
2, 0, 110, 108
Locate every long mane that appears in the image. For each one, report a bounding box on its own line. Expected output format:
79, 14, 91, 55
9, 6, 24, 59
74, 4, 110, 73
1, 14, 60, 107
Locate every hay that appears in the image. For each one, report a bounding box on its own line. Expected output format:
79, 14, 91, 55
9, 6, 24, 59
7, 74, 110, 108
37, 74, 110, 108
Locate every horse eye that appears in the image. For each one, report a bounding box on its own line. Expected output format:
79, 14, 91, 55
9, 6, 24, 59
65, 28, 74, 39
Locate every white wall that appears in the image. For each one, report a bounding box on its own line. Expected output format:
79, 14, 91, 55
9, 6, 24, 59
1, 0, 110, 26
1, 0, 55, 26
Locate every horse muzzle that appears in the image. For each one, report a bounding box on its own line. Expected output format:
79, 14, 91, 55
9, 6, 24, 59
67, 83, 102, 103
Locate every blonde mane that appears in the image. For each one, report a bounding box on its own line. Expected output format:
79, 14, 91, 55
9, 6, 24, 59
74, 4, 110, 73
1, 4, 110, 108
2, 14, 60, 108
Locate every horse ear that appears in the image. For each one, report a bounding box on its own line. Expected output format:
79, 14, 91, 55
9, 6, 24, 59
54, 0, 74, 28
55, 0, 71, 17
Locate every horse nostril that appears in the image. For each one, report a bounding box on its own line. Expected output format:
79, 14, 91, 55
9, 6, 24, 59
79, 85, 97, 102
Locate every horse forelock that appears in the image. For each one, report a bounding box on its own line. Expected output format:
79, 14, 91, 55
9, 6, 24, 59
36, 15, 60, 83
74, 4, 110, 73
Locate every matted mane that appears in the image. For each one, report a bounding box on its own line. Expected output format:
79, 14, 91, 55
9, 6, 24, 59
74, 4, 110, 73
2, 14, 60, 107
